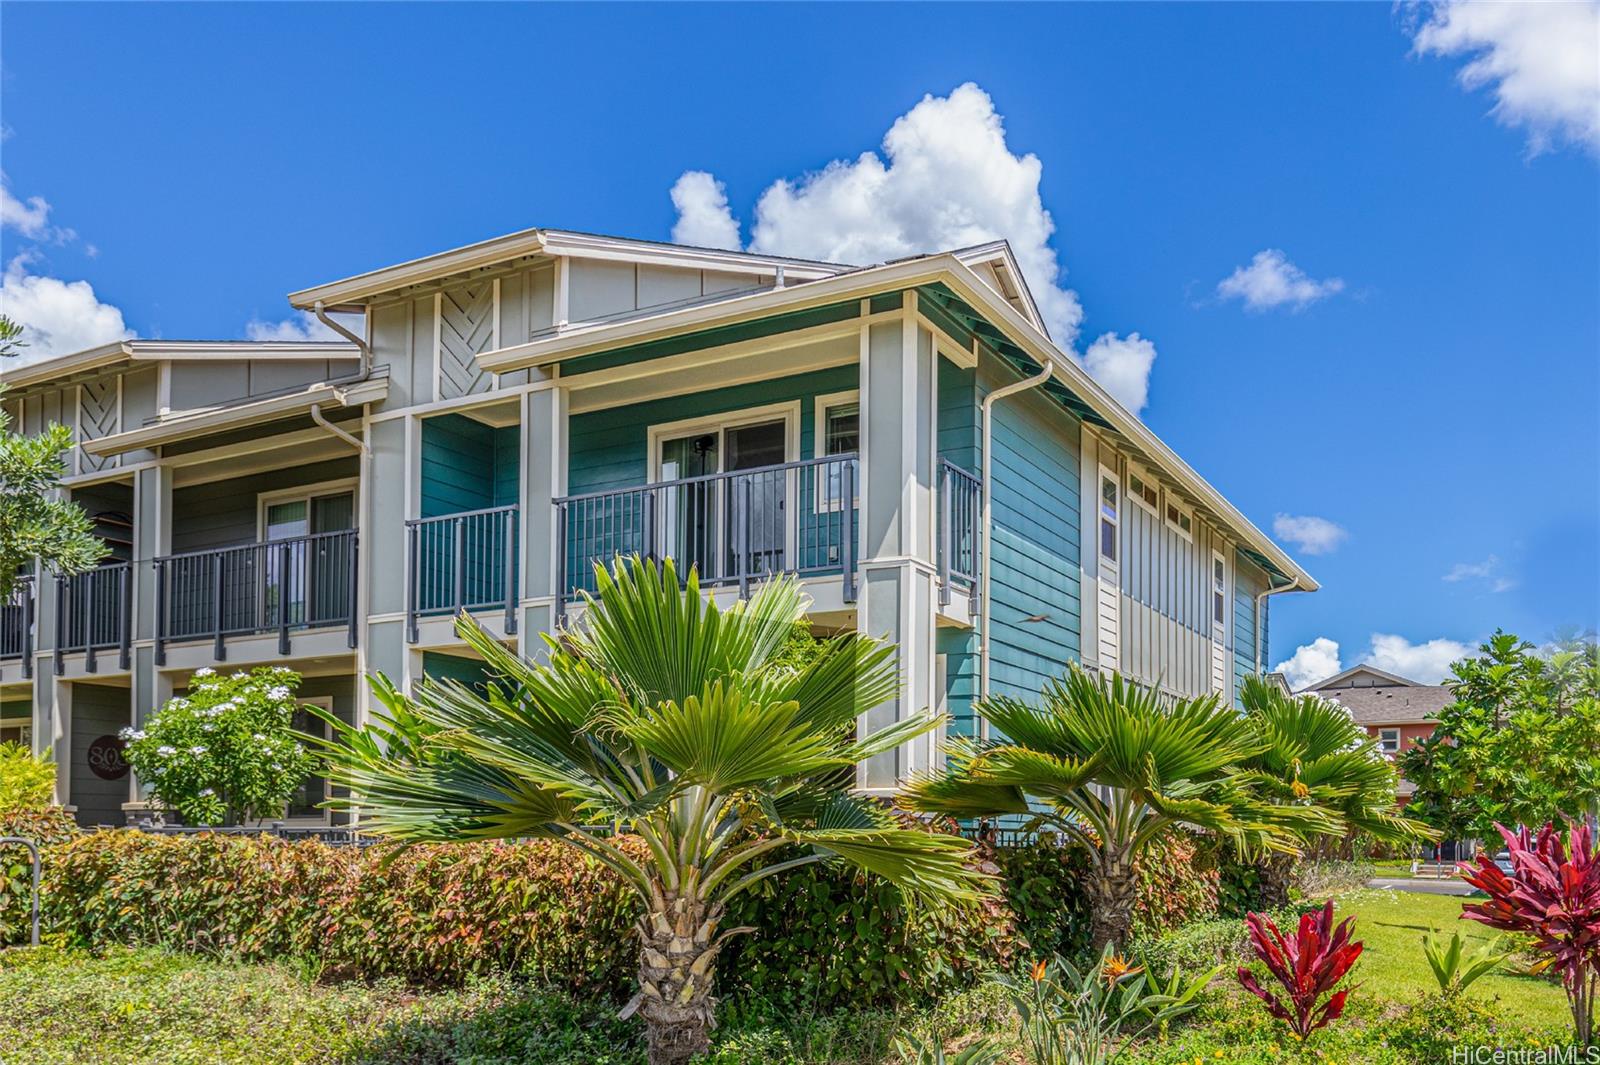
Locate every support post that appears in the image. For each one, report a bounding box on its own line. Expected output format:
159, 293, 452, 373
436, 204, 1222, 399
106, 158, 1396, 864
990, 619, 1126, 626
118, 563, 132, 671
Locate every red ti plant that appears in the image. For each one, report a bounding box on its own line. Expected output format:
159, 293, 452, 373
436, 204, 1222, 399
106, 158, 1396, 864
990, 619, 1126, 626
1459, 821, 1600, 1048
1236, 900, 1363, 1041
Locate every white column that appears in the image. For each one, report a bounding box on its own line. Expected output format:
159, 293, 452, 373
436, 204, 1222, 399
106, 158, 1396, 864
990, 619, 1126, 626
519, 384, 567, 657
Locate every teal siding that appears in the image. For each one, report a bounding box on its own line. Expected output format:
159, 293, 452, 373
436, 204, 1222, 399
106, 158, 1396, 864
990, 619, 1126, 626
1233, 552, 1269, 703
421, 651, 494, 695
980, 355, 1082, 703
937, 358, 978, 473
939, 628, 980, 740
421, 414, 519, 518
566, 365, 857, 495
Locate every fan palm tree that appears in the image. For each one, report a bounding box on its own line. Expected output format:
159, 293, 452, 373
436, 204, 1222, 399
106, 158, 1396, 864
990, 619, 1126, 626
900, 666, 1324, 950
312, 557, 983, 1065
1236, 675, 1435, 905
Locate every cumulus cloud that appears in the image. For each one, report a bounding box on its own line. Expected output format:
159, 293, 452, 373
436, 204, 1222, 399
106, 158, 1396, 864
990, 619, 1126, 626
0, 253, 133, 362
1363, 633, 1472, 684
1273, 513, 1349, 555
243, 310, 359, 343
667, 83, 1161, 411
1216, 250, 1345, 312
669, 171, 741, 251
1275, 636, 1344, 690
1411, 0, 1600, 155
1083, 332, 1157, 414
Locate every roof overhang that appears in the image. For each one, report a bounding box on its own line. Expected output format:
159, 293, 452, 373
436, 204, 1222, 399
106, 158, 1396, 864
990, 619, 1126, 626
0, 340, 359, 393
287, 227, 849, 311
81, 373, 387, 458
475, 252, 1317, 593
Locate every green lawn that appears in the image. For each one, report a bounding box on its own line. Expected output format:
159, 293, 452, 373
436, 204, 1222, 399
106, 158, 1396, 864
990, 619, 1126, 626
0, 888, 1576, 1065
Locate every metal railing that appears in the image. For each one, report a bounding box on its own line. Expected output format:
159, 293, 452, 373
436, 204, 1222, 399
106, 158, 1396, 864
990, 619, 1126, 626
553, 453, 858, 620
55, 562, 132, 674
938, 460, 982, 614
404, 505, 519, 643
0, 576, 34, 677
155, 530, 358, 663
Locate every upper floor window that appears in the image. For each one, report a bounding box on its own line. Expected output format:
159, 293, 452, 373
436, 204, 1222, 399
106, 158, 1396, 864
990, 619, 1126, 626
1379, 728, 1401, 757
1099, 474, 1118, 562
814, 391, 860, 512
1165, 498, 1194, 540
1212, 552, 1227, 626
1128, 469, 1159, 515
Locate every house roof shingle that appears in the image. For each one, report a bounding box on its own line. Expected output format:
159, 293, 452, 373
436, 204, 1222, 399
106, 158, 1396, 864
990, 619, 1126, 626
1320, 684, 1453, 726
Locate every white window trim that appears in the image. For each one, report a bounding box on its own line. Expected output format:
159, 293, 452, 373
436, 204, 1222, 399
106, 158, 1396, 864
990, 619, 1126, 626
256, 477, 361, 540
645, 400, 802, 483
1098, 466, 1120, 563
1164, 496, 1195, 542
1126, 463, 1161, 517
812, 389, 861, 514
1378, 727, 1401, 756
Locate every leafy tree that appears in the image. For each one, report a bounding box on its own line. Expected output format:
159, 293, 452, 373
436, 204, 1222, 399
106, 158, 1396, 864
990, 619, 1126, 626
1400, 631, 1600, 847
312, 558, 983, 1065
0, 742, 55, 809
1236, 676, 1435, 904
0, 315, 23, 358
122, 666, 317, 826
0, 361, 108, 599
900, 667, 1317, 951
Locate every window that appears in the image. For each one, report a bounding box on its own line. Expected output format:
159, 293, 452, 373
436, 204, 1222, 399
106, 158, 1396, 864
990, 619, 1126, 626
1379, 728, 1400, 757
1099, 475, 1119, 561
1212, 553, 1227, 626
813, 392, 860, 512
1127, 469, 1159, 514
1165, 499, 1194, 540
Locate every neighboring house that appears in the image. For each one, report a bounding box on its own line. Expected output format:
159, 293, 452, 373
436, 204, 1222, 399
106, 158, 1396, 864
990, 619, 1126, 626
1303, 664, 1454, 799
0, 228, 1315, 827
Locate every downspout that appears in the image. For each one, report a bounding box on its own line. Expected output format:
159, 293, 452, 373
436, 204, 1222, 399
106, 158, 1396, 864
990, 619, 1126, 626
977, 357, 1054, 733
314, 300, 371, 379
1252, 577, 1302, 674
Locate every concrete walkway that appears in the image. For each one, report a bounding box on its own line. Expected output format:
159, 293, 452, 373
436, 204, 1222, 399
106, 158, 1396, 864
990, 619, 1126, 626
1366, 876, 1477, 896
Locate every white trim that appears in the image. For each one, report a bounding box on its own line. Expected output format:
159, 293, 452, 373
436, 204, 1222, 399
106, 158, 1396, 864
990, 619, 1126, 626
1164, 495, 1195, 542
1126, 463, 1161, 517
432, 291, 443, 403
812, 389, 861, 514
255, 477, 361, 539
491, 276, 502, 351
1378, 727, 1401, 757
645, 400, 802, 480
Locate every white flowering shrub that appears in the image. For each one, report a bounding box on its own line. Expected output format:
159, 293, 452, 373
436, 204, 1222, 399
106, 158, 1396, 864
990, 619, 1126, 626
122, 666, 316, 825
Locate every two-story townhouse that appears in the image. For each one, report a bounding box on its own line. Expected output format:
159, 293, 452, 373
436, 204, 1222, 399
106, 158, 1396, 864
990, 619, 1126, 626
1304, 664, 1453, 802
0, 227, 1316, 826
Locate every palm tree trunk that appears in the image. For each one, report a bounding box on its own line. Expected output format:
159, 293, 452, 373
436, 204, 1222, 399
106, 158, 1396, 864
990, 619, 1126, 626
1088, 846, 1138, 951
633, 889, 722, 1065
1257, 852, 1296, 909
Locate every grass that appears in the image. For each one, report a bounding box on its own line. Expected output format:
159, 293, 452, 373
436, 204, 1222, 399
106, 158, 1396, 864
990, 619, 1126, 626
0, 889, 1576, 1064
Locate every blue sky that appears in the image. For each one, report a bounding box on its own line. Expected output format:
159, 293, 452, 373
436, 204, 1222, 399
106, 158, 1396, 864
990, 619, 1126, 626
2, 3, 1596, 685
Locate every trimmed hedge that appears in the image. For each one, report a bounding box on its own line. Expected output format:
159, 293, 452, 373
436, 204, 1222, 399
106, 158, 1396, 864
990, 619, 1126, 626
1, 805, 77, 944
38, 826, 1229, 1007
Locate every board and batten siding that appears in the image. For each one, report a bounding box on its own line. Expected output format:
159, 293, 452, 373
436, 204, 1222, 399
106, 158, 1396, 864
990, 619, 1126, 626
976, 351, 1082, 703
1117, 495, 1226, 699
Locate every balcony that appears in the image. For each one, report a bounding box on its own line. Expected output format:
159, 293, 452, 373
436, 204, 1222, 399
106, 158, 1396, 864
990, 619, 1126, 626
54, 562, 133, 674
938, 460, 982, 616
553, 453, 859, 619
154, 530, 358, 662
1, 576, 35, 678
404, 505, 519, 643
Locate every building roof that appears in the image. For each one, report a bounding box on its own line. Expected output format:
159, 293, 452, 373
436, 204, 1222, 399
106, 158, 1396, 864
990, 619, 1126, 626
1320, 682, 1454, 726
0, 340, 359, 395
1306, 664, 1420, 691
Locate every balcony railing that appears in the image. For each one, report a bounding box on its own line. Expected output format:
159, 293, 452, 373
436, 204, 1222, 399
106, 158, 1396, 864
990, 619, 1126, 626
938, 460, 982, 614
154, 530, 358, 662
55, 562, 132, 673
405, 505, 519, 643
1, 575, 35, 677
553, 453, 858, 620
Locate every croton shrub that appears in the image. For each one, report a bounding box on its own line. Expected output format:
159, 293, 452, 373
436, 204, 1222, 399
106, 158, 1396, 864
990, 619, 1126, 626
38, 824, 1227, 1002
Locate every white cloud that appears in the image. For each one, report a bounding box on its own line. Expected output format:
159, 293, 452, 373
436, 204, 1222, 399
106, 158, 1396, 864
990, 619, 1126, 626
669, 171, 741, 251
1275, 636, 1344, 690
668, 83, 1159, 412
243, 310, 355, 343
1363, 633, 1472, 684
1083, 332, 1157, 414
1217, 250, 1345, 312
1273, 513, 1349, 555
1412, 0, 1600, 156
0, 175, 75, 245
0, 253, 133, 363
1442, 554, 1516, 592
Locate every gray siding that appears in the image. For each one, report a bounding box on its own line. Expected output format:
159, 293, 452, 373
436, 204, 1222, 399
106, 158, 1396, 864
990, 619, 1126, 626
70, 681, 130, 827
168, 359, 354, 411
170, 457, 357, 554
1119, 497, 1221, 698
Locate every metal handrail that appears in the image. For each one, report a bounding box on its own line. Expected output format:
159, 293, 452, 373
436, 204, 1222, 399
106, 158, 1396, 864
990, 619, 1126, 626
553, 452, 858, 621
404, 505, 519, 643
0, 576, 35, 678
939, 460, 982, 615
54, 562, 132, 674
154, 529, 358, 664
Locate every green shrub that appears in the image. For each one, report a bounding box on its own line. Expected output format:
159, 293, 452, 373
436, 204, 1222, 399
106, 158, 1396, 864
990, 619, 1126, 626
0, 741, 55, 809
1295, 858, 1376, 898
122, 666, 316, 825
0, 806, 76, 944
1131, 902, 1316, 975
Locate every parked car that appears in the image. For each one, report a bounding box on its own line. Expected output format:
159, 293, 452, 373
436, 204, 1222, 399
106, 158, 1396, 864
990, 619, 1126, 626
1493, 851, 1514, 876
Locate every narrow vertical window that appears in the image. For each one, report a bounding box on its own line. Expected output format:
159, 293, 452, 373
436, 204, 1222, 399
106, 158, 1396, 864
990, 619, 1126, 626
1100, 475, 1118, 560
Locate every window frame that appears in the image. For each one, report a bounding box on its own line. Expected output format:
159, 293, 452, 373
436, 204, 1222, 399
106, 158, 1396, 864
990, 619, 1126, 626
1126, 464, 1161, 517
1378, 728, 1401, 757
646, 401, 802, 484
812, 390, 861, 513
256, 477, 360, 541
1164, 495, 1195, 542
